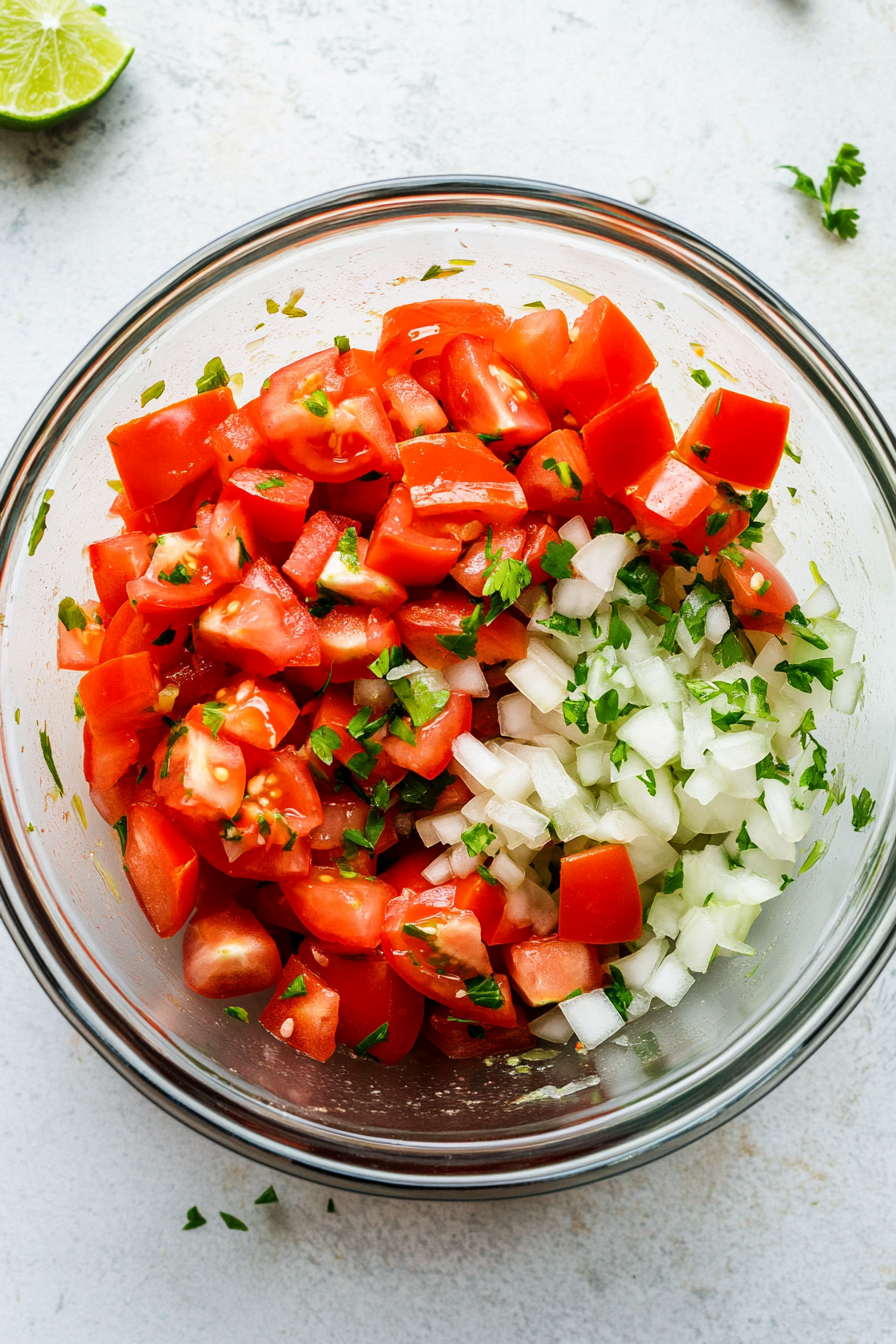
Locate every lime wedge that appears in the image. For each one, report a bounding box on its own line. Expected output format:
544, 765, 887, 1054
0, 0, 133, 130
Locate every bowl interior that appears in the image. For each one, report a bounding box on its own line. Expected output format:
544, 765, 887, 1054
2, 186, 895, 1188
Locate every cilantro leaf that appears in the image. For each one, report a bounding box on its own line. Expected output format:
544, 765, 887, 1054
663, 858, 683, 893
712, 630, 743, 668
539, 612, 580, 636
461, 822, 496, 857
113, 815, 128, 857
637, 768, 657, 797
58, 596, 87, 631
223, 1006, 249, 1023
705, 512, 729, 538
691, 368, 712, 389
562, 697, 590, 734
464, 975, 504, 1009
280, 974, 307, 999
141, 380, 165, 407
303, 389, 331, 417
158, 562, 191, 586
309, 725, 341, 765
254, 475, 286, 493
219, 1211, 248, 1230
851, 787, 875, 832
782, 144, 864, 240
679, 581, 717, 643
391, 675, 450, 728
593, 688, 620, 723
542, 456, 583, 497
436, 603, 483, 660
610, 739, 628, 769
255, 1186, 279, 1204
196, 357, 229, 393
39, 726, 63, 793
541, 539, 576, 581
774, 658, 838, 693
477, 864, 499, 885
607, 603, 631, 650
605, 964, 633, 1020
397, 769, 451, 811
389, 718, 417, 745
336, 526, 360, 572
201, 701, 227, 740
182, 1206, 207, 1231
308, 586, 346, 619
354, 1022, 389, 1057
28, 489, 53, 555
368, 645, 405, 677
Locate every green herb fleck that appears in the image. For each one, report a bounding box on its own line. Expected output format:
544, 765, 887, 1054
255, 1185, 278, 1204
780, 143, 865, 240
141, 380, 165, 407
461, 822, 496, 857
196, 357, 230, 393
605, 964, 633, 1021
309, 725, 341, 766
158, 563, 191, 586
355, 1022, 389, 1057
28, 489, 54, 556
219, 1211, 248, 1230
541, 539, 576, 581
74, 691, 85, 722
464, 975, 504, 1010
280, 974, 307, 999
334, 336, 351, 354
224, 1006, 249, 1023
691, 369, 712, 389
851, 788, 875, 832
304, 389, 331, 418
254, 475, 286, 493
182, 1206, 207, 1231
201, 701, 227, 740
113, 815, 128, 856
39, 726, 63, 794
58, 596, 87, 631
542, 456, 583, 497
336, 526, 360, 572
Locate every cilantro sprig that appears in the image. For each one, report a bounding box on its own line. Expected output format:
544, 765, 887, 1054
780, 143, 866, 241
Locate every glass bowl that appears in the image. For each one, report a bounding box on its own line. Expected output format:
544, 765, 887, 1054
2, 176, 895, 1199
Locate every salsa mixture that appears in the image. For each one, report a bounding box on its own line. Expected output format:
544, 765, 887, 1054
54, 288, 867, 1067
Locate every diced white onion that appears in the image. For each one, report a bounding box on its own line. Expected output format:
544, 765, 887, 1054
448, 842, 481, 878
484, 796, 550, 844
421, 853, 453, 886
559, 988, 626, 1049
762, 778, 813, 842
415, 814, 442, 847
704, 602, 730, 645
625, 833, 678, 884
572, 532, 638, 591
505, 655, 568, 713
802, 581, 840, 619
430, 810, 467, 846
490, 850, 526, 890
707, 730, 771, 772
453, 733, 503, 789
616, 705, 682, 769
529, 1005, 575, 1044
497, 692, 535, 739
831, 662, 863, 714
612, 937, 667, 991
557, 515, 592, 549
385, 659, 425, 682
644, 951, 694, 1006
552, 577, 602, 617
444, 660, 490, 697
576, 742, 611, 788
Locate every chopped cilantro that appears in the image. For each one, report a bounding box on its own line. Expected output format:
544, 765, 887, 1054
58, 596, 87, 631
28, 489, 53, 556
542, 456, 583, 497
327, 1198, 337, 1214
691, 368, 712, 389
690, 442, 711, 462
224, 1006, 249, 1023
461, 822, 496, 857
201, 701, 227, 740
354, 1022, 389, 1057
254, 475, 286, 492
308, 586, 346, 619
308, 725, 341, 765
464, 975, 504, 1009
158, 563, 191, 585
798, 839, 826, 875
398, 769, 451, 811
705, 512, 729, 537
541, 539, 576, 581
610, 739, 628, 769
562, 697, 590, 734
607, 603, 631, 650
151, 627, 176, 646
303, 389, 331, 418
593, 688, 620, 723
780, 143, 865, 240
436, 603, 483, 660
159, 723, 188, 779
141, 380, 165, 407
679, 581, 717, 642
617, 556, 671, 618
219, 1211, 248, 1230
539, 612, 580, 636
482, 527, 531, 615
337, 526, 360, 572
663, 858, 684, 893
637, 768, 658, 797
477, 432, 504, 445
592, 516, 613, 536
783, 440, 802, 464
112, 815, 128, 856
74, 691, 86, 721
774, 657, 838, 693
39, 726, 63, 794
196, 357, 230, 393
334, 335, 351, 354
255, 1186, 279, 1204
280, 974, 307, 999
182, 1206, 207, 1231
604, 964, 632, 1020
851, 788, 875, 832
368, 645, 405, 677
478, 864, 499, 885
712, 630, 743, 668
391, 674, 450, 728
389, 717, 416, 745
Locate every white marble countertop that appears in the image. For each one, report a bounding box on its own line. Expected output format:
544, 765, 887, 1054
3, 2, 896, 1339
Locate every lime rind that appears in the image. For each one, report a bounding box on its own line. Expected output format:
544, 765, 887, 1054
0, 0, 133, 130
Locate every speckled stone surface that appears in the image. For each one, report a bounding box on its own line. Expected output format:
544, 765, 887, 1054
3, 2, 896, 1340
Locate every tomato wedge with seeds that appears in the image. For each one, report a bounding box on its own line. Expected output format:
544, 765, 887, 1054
281, 871, 397, 950
316, 535, 407, 612
203, 673, 299, 750
125, 802, 199, 938
196, 498, 257, 583
57, 599, 105, 671
720, 548, 797, 618
291, 605, 399, 688
127, 528, 228, 613
198, 557, 321, 675
183, 896, 282, 998
259, 954, 339, 1061
152, 719, 247, 823
227, 745, 322, 848
439, 334, 551, 453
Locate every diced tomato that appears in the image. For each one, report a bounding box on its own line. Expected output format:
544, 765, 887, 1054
424, 1002, 534, 1059
281, 871, 396, 950
521, 515, 561, 586
439, 334, 551, 452
395, 590, 527, 669
226, 745, 322, 846
295, 605, 398, 688
365, 484, 462, 586
505, 935, 603, 1006
410, 355, 442, 399
88, 532, 155, 615
325, 473, 391, 522
678, 389, 790, 490
196, 498, 257, 582
99, 602, 191, 666
516, 429, 594, 516
108, 387, 236, 510
581, 383, 676, 497
315, 534, 407, 612
382, 691, 472, 780
720, 548, 797, 617
183, 813, 313, 882
452, 870, 533, 946
183, 896, 282, 998
300, 941, 425, 1065
152, 718, 246, 823
221, 467, 314, 543
83, 721, 140, 790
309, 790, 371, 854
553, 297, 657, 423
558, 845, 642, 943
208, 397, 272, 483
124, 802, 198, 938
381, 887, 516, 1026
623, 454, 716, 542
494, 307, 570, 421
89, 773, 137, 826
450, 526, 526, 597
203, 673, 299, 750
337, 347, 377, 396
308, 684, 406, 790
198, 557, 321, 675
57, 599, 105, 670
163, 653, 232, 713
282, 510, 361, 597
373, 299, 510, 378
127, 528, 228, 613
381, 373, 448, 438
258, 954, 338, 1061
399, 432, 528, 528
78, 651, 161, 733
247, 882, 309, 933
675, 492, 750, 558
261, 348, 399, 482
378, 846, 436, 896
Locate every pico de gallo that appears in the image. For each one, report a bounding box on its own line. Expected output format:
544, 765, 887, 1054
54, 289, 867, 1069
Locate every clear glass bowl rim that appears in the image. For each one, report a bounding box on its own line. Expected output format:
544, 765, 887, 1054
2, 173, 896, 1200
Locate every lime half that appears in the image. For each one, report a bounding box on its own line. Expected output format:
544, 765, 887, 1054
0, 0, 133, 130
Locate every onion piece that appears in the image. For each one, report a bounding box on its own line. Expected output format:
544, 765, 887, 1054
528, 1005, 575, 1044
560, 988, 626, 1049
421, 852, 453, 885
444, 659, 490, 697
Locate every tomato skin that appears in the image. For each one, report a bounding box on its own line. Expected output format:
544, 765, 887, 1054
125, 802, 198, 938
89, 774, 137, 826
127, 528, 228, 614
439, 334, 551, 452
581, 383, 676, 497
196, 498, 257, 583
410, 355, 442, 399
258, 955, 339, 1062
325, 474, 391, 522
374, 299, 510, 378
282, 510, 361, 597
300, 940, 425, 1065
108, 387, 236, 510
309, 684, 407, 792
623, 454, 716, 542
558, 845, 642, 944
205, 673, 299, 750
291, 605, 399, 689
452, 870, 533, 946
337, 347, 377, 396
365, 484, 462, 586
230, 744, 323, 842
506, 935, 603, 1006
382, 691, 472, 780
399, 432, 528, 528
79, 652, 161, 734
247, 882, 309, 933
381, 373, 448, 437
678, 389, 790, 490
309, 791, 373, 855
395, 590, 527, 669
378, 846, 438, 896
521, 516, 561, 586
493, 308, 570, 421
99, 601, 191, 666
198, 558, 321, 676
450, 526, 526, 597
675, 497, 750, 558
208, 398, 272, 483
89, 533, 156, 616
221, 467, 314, 542
163, 653, 232, 713
57, 599, 105, 670
182, 813, 313, 882
281, 871, 396, 950
83, 721, 140, 790
152, 720, 247, 823
381, 888, 517, 1026
720, 548, 797, 617
425, 1002, 534, 1059
516, 429, 590, 515
553, 297, 657, 424
183, 896, 282, 998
